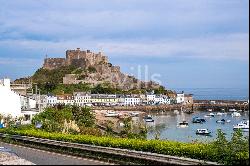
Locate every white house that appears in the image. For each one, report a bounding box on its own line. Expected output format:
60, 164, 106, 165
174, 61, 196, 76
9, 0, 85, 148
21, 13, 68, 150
73, 92, 91, 106
0, 78, 22, 118
146, 94, 156, 104
124, 96, 141, 106
176, 92, 185, 104
154, 95, 171, 105
47, 95, 58, 106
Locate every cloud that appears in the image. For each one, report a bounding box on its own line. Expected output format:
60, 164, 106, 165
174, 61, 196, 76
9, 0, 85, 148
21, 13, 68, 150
0, 57, 41, 67
0, 33, 248, 61
0, 0, 248, 41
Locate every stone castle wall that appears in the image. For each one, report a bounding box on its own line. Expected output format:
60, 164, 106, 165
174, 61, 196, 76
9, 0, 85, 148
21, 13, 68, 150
43, 48, 108, 69
43, 58, 66, 70
43, 48, 160, 90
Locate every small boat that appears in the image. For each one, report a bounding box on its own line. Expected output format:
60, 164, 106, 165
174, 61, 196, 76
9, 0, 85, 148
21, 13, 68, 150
144, 116, 154, 122
216, 112, 223, 116
216, 119, 226, 123
233, 120, 249, 132
229, 108, 237, 112
105, 111, 119, 117
226, 120, 231, 123
192, 117, 206, 123
196, 129, 211, 135
204, 113, 215, 118
231, 112, 241, 117
174, 110, 179, 114
178, 121, 189, 127
207, 109, 213, 112
129, 112, 139, 117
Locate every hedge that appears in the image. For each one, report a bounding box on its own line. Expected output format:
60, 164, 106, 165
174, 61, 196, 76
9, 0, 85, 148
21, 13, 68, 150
0, 128, 248, 165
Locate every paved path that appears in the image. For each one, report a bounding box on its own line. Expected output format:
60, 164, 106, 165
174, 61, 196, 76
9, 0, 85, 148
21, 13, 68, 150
0, 141, 114, 165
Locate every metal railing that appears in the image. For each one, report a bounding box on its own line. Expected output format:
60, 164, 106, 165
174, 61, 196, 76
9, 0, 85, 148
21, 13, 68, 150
0, 133, 219, 165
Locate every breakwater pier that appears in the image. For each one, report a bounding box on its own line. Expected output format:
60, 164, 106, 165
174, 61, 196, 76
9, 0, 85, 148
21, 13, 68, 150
93, 100, 249, 113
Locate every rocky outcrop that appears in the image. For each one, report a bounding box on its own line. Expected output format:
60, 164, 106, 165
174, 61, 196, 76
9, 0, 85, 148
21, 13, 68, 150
43, 48, 160, 90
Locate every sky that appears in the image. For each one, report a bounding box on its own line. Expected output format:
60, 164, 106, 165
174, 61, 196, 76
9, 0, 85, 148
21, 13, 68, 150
0, 0, 249, 90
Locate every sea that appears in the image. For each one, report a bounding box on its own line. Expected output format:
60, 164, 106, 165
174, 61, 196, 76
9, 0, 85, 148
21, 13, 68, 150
172, 88, 249, 101
145, 111, 249, 142
130, 111, 249, 143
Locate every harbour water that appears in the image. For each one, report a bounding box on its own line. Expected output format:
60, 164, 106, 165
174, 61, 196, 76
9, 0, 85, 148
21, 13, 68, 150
172, 88, 249, 101
133, 110, 249, 143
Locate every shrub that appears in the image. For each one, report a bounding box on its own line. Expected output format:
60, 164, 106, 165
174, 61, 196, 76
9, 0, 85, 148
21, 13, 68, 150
0, 128, 248, 165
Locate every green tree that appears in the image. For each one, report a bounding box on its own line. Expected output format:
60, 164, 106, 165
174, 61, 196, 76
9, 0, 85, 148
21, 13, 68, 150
71, 105, 95, 127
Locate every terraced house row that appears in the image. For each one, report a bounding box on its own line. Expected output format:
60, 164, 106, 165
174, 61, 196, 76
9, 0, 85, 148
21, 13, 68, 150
46, 91, 193, 107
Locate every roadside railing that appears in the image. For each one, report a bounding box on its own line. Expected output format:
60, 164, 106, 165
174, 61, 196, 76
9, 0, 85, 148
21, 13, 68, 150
0, 133, 219, 165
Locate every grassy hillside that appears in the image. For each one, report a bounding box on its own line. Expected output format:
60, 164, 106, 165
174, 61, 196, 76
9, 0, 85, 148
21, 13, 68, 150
14, 66, 176, 96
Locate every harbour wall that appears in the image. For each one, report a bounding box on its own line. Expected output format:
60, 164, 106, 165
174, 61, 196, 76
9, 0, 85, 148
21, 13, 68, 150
93, 100, 249, 113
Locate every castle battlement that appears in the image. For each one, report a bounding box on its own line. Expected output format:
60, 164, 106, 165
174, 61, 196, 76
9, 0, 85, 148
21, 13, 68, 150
43, 48, 108, 70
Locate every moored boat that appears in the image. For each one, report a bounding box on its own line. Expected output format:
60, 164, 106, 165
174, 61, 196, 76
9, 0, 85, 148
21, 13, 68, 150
105, 111, 119, 117
178, 121, 189, 127
231, 112, 241, 117
207, 109, 213, 112
129, 112, 139, 117
174, 110, 179, 114
229, 108, 237, 112
196, 129, 211, 135
192, 117, 206, 123
216, 112, 223, 116
216, 119, 226, 123
204, 113, 215, 118
144, 115, 154, 122
233, 120, 249, 132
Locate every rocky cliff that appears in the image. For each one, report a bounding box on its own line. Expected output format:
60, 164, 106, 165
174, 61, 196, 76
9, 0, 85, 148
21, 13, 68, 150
42, 48, 160, 90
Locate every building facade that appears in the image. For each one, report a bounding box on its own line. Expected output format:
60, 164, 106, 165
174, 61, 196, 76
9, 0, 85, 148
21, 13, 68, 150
0, 78, 22, 118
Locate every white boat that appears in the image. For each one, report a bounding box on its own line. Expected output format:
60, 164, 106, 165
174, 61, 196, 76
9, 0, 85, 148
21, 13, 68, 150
207, 109, 213, 112
226, 120, 231, 123
233, 120, 249, 132
105, 111, 119, 117
144, 115, 154, 122
196, 129, 211, 135
231, 112, 241, 117
216, 112, 223, 116
174, 110, 179, 114
204, 113, 215, 118
178, 121, 188, 128
229, 108, 237, 112
216, 119, 226, 123
129, 112, 139, 117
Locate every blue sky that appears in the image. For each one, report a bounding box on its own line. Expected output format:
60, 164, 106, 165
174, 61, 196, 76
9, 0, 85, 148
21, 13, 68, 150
0, 0, 249, 90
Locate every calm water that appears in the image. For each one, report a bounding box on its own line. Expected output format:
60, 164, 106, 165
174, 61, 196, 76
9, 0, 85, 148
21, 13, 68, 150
172, 88, 249, 101
132, 110, 249, 143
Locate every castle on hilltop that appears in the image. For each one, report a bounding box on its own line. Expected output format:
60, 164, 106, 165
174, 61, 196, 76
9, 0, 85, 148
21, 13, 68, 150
43, 48, 108, 70
42, 48, 160, 90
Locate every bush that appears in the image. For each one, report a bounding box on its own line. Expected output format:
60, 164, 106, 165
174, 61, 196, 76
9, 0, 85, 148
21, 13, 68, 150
0, 128, 248, 165
31, 105, 95, 133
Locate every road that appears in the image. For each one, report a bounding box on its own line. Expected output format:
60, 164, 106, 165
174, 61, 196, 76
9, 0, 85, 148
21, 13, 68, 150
0, 141, 114, 165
